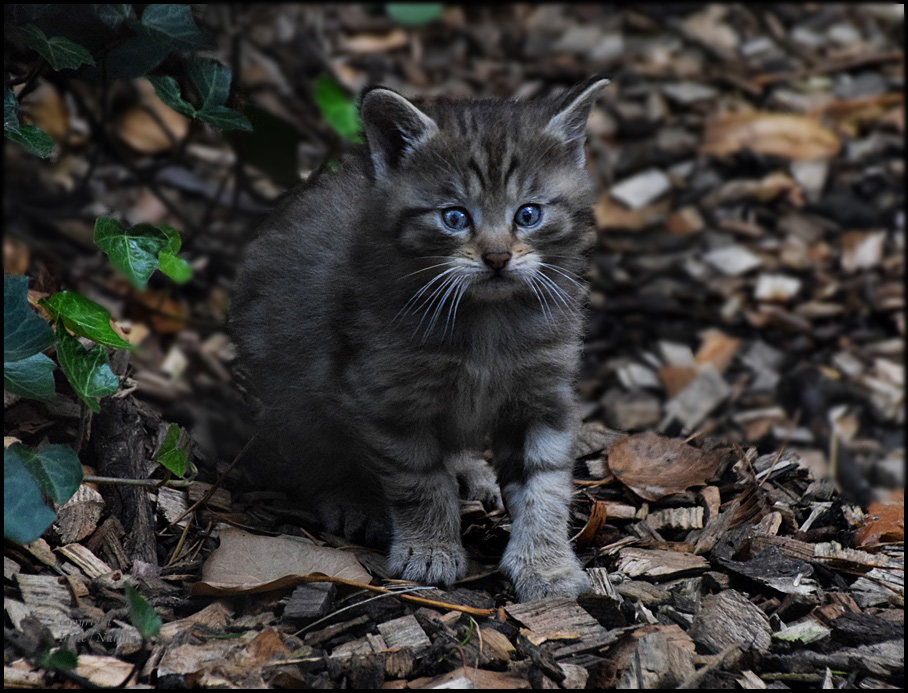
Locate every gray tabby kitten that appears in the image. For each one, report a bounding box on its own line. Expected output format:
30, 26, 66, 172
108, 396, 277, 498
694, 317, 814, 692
230, 75, 610, 601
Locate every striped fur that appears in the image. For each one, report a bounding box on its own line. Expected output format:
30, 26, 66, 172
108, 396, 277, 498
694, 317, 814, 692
230, 77, 608, 600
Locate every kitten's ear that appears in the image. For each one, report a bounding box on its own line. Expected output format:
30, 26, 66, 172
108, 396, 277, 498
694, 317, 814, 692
544, 75, 611, 164
360, 86, 438, 177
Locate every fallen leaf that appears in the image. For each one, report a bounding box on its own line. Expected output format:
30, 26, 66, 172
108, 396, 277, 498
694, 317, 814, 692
340, 29, 409, 54
607, 432, 724, 501
695, 330, 741, 375
194, 527, 371, 595
855, 489, 904, 548
116, 78, 189, 154
701, 111, 841, 160
574, 500, 608, 549
595, 193, 670, 231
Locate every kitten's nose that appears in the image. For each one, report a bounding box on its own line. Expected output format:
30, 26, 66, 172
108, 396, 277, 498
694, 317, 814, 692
483, 251, 512, 271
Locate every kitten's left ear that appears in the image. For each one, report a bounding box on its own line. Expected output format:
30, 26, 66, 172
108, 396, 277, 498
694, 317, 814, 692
545, 75, 611, 164
360, 86, 438, 178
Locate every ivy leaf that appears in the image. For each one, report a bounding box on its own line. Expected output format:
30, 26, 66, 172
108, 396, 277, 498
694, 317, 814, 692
141, 4, 212, 50
126, 584, 162, 639
5, 124, 54, 158
313, 75, 362, 143
196, 105, 252, 132
189, 57, 231, 110
9, 442, 83, 506
148, 75, 197, 118
102, 33, 173, 80
93, 217, 169, 290
55, 323, 119, 413
19, 24, 96, 71
4, 446, 56, 545
4, 275, 54, 363
38, 647, 78, 671
154, 423, 188, 477
385, 3, 443, 26
4, 352, 56, 402
42, 291, 133, 350
5, 85, 19, 132
156, 224, 193, 283
91, 4, 134, 27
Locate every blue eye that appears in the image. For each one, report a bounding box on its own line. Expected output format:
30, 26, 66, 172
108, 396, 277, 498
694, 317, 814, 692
441, 207, 470, 231
515, 204, 542, 228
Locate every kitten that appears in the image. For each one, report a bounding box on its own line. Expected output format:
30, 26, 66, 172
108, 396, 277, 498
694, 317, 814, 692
230, 75, 610, 601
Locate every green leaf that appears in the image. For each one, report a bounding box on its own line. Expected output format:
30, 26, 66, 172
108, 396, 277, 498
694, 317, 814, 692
148, 75, 197, 118
38, 647, 78, 671
19, 24, 96, 71
197, 105, 252, 132
103, 33, 172, 80
93, 217, 169, 290
4, 275, 54, 362
55, 323, 119, 413
4, 446, 56, 544
5, 85, 19, 132
141, 4, 212, 50
9, 442, 83, 506
313, 75, 362, 143
5, 124, 54, 158
126, 584, 162, 639
154, 423, 188, 477
42, 291, 133, 350
157, 253, 193, 283
91, 4, 134, 27
4, 352, 56, 402
385, 3, 443, 26
155, 224, 193, 283
159, 224, 182, 255
189, 57, 231, 110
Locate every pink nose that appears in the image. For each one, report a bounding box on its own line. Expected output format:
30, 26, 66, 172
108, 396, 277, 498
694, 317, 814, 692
483, 251, 512, 270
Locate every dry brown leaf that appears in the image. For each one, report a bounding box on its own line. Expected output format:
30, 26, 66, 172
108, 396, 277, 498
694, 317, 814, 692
129, 289, 189, 334
701, 111, 841, 160
695, 330, 741, 375
340, 29, 409, 54
595, 193, 671, 231
20, 80, 69, 140
607, 432, 724, 501
194, 527, 372, 595
406, 667, 531, 689
659, 365, 699, 398
4, 236, 29, 275
855, 489, 904, 548
116, 78, 189, 154
574, 500, 608, 549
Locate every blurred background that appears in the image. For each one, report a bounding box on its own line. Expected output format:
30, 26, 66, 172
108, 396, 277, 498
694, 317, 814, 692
4, 3, 904, 499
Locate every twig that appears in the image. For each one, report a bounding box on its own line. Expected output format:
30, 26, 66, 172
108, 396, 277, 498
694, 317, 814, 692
162, 434, 257, 531
82, 475, 194, 489
293, 585, 437, 636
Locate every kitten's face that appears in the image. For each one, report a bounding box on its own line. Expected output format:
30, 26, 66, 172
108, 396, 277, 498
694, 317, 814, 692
360, 78, 608, 313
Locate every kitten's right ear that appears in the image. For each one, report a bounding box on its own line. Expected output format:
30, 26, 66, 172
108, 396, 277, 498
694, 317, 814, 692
360, 87, 438, 177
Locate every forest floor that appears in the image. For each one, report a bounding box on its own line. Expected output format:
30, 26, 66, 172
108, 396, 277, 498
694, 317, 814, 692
4, 4, 904, 689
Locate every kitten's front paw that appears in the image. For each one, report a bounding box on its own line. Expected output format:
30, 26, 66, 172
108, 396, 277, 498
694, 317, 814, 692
388, 540, 467, 585
502, 551, 590, 602
456, 458, 504, 511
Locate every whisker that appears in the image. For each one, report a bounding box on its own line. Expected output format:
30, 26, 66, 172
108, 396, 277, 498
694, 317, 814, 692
535, 271, 582, 317
538, 263, 588, 291
526, 275, 553, 324
394, 267, 459, 324
425, 274, 463, 341
397, 261, 459, 281
413, 273, 459, 339
446, 279, 468, 339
